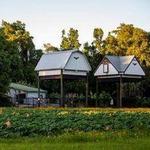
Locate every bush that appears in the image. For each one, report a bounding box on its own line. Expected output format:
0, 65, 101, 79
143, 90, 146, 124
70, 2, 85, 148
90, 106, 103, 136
49, 92, 60, 99
97, 91, 112, 107
0, 108, 150, 137
123, 97, 150, 107
137, 97, 150, 107
0, 94, 13, 107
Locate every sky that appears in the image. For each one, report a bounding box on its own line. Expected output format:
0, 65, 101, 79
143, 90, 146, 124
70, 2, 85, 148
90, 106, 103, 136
0, 0, 150, 49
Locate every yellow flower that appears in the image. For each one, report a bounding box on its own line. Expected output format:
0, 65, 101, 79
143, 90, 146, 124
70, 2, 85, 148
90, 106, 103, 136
0, 108, 3, 114
4, 120, 12, 128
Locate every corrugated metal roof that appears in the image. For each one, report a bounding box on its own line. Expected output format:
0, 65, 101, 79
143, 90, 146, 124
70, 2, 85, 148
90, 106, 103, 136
35, 49, 91, 71
105, 55, 134, 72
10, 83, 47, 93
35, 50, 76, 71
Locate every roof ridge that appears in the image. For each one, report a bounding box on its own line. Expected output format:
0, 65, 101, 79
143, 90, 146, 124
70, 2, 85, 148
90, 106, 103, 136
105, 55, 135, 73
44, 49, 78, 55
10, 83, 47, 92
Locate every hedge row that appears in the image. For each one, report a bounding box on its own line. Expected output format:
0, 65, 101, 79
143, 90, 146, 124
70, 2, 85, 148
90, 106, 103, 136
0, 108, 150, 137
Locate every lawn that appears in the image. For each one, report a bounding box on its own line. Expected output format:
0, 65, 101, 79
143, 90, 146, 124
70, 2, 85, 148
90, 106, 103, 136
0, 132, 150, 150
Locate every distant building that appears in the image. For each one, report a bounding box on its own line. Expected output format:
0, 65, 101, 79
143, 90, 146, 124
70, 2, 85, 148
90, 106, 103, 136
8, 83, 47, 105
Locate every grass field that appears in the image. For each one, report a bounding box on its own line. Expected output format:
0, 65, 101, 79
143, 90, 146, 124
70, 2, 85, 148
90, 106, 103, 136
0, 132, 150, 150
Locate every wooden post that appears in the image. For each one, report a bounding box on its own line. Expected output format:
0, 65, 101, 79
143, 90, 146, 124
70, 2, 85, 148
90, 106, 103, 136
85, 73, 89, 107
37, 72, 40, 107
119, 76, 123, 107
60, 69, 64, 107
116, 82, 119, 107
96, 79, 98, 107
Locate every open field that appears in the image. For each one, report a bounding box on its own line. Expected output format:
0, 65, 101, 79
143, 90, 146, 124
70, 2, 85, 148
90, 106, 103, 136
0, 132, 150, 150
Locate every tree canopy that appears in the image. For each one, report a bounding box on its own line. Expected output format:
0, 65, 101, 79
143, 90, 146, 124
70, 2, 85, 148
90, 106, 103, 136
103, 24, 150, 66
60, 28, 81, 50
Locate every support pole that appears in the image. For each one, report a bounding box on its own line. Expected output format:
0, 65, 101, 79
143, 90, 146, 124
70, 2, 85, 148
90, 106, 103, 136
119, 76, 123, 108
37, 72, 40, 107
116, 82, 119, 107
96, 79, 99, 107
60, 69, 64, 107
85, 73, 89, 107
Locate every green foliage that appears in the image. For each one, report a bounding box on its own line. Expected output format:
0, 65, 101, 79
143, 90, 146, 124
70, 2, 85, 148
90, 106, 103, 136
60, 28, 81, 50
97, 91, 112, 106
93, 28, 104, 53
103, 23, 150, 66
0, 20, 43, 86
0, 95, 13, 107
2, 20, 35, 64
49, 92, 60, 98
43, 43, 58, 53
0, 30, 11, 96
0, 109, 150, 137
136, 97, 150, 107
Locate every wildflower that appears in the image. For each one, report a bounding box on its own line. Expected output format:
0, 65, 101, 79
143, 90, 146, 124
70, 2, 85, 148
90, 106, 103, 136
12, 111, 16, 115
4, 120, 12, 128
0, 108, 2, 114
105, 125, 111, 131
58, 111, 68, 115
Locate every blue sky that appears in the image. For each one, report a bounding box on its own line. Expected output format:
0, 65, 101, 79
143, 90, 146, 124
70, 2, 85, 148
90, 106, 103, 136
0, 0, 150, 49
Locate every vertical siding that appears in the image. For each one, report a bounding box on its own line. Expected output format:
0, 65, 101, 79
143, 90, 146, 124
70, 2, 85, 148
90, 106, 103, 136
94, 62, 118, 76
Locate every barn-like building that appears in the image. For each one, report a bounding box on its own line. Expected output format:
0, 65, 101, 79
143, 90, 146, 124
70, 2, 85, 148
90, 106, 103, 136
94, 55, 145, 107
35, 50, 91, 107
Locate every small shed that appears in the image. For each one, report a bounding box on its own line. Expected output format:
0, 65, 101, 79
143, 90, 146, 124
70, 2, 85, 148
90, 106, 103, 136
8, 83, 47, 104
35, 50, 91, 107
94, 55, 145, 107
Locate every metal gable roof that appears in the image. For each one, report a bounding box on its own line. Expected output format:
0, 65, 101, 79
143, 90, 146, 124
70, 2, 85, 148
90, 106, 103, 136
10, 83, 47, 93
105, 55, 135, 72
35, 49, 91, 72
35, 50, 77, 71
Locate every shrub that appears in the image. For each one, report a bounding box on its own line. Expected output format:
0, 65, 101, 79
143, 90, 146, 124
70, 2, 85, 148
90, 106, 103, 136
97, 91, 112, 107
123, 97, 150, 107
137, 97, 150, 107
0, 94, 13, 107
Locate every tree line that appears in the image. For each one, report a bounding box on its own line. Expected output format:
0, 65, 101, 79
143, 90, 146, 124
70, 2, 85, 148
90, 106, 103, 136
0, 20, 150, 102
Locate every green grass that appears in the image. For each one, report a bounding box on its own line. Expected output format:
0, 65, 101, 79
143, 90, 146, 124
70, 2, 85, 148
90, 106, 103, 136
0, 132, 150, 150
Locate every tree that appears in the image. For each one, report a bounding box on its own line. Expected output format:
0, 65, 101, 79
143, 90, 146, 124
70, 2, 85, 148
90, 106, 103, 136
93, 28, 104, 53
2, 20, 35, 64
103, 24, 150, 66
60, 28, 81, 50
83, 42, 102, 94
0, 30, 11, 96
1, 20, 39, 85
43, 43, 58, 53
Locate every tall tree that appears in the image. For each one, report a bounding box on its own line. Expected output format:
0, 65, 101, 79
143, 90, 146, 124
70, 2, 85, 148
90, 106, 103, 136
2, 20, 35, 64
1, 20, 39, 85
93, 28, 104, 53
83, 42, 102, 93
103, 24, 150, 66
43, 43, 58, 53
0, 29, 11, 96
60, 28, 81, 50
